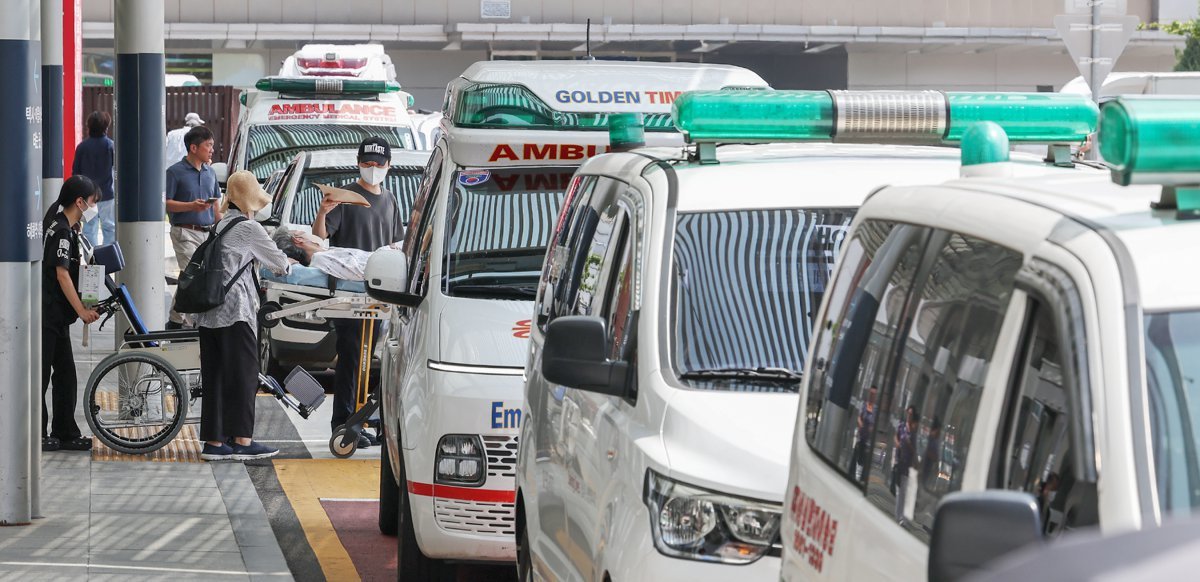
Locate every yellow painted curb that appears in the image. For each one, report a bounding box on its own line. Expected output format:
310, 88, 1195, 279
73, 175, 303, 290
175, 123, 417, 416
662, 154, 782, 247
274, 458, 381, 582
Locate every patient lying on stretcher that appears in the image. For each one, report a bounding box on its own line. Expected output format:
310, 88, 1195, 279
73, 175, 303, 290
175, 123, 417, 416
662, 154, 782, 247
261, 230, 401, 292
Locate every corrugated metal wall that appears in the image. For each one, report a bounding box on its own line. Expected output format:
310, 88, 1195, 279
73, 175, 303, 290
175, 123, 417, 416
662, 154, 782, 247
82, 85, 240, 161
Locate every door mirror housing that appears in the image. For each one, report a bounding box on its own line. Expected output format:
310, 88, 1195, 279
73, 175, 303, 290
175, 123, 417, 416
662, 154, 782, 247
928, 491, 1043, 582
542, 315, 628, 398
365, 249, 421, 308
211, 162, 229, 186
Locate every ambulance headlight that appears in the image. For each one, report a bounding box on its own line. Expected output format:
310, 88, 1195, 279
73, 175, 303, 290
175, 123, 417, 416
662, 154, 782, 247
435, 435, 486, 486
644, 470, 781, 564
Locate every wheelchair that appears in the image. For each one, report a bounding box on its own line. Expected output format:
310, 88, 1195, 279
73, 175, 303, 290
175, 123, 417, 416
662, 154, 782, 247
82, 243, 322, 455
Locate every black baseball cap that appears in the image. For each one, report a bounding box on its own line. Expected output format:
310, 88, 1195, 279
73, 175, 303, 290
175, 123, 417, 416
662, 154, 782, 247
358, 136, 391, 165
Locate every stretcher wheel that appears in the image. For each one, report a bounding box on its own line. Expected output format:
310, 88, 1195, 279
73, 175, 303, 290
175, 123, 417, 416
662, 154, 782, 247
330, 426, 357, 458
258, 301, 283, 329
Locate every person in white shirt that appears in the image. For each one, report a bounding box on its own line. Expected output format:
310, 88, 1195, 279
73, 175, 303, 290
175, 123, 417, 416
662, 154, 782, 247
164, 112, 205, 170
272, 230, 399, 282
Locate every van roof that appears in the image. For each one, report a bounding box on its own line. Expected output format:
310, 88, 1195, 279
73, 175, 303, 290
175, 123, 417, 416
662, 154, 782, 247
595, 143, 1086, 213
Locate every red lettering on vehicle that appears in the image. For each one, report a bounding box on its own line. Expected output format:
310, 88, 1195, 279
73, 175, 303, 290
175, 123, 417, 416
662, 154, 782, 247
513, 320, 532, 339
788, 485, 838, 573
523, 143, 556, 160
489, 144, 519, 162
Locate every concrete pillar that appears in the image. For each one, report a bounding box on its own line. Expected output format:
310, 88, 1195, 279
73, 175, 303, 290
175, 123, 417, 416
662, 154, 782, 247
34, 0, 63, 520
114, 0, 165, 334
0, 0, 39, 527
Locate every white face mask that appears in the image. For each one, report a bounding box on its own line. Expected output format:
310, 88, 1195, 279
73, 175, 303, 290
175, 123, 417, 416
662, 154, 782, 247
254, 202, 274, 222
81, 202, 99, 223
360, 166, 388, 186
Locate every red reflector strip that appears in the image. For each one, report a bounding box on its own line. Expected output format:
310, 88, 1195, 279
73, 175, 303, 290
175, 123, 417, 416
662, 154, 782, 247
408, 481, 516, 504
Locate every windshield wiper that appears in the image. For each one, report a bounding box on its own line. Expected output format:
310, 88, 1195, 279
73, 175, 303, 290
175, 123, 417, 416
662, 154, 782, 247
450, 284, 537, 299
678, 367, 803, 382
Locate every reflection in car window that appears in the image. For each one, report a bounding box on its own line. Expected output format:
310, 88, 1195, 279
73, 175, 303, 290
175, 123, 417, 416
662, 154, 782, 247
1145, 310, 1200, 515
671, 209, 853, 392
442, 167, 570, 300
288, 169, 422, 226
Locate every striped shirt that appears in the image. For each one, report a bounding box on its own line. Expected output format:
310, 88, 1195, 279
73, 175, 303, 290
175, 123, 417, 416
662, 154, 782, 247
194, 211, 291, 332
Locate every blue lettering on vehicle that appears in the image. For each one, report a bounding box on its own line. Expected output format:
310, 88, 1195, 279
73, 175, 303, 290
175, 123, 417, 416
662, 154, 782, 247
553, 90, 641, 105
491, 401, 522, 429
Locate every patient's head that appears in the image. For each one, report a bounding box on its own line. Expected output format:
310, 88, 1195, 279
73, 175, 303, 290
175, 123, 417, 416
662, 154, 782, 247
272, 229, 312, 266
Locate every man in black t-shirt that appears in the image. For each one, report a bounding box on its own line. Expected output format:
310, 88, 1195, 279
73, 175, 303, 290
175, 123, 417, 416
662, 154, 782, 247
313, 137, 404, 445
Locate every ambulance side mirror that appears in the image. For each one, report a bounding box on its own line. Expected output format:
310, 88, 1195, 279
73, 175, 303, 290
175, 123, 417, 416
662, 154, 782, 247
928, 491, 1043, 582
542, 316, 629, 398
365, 249, 421, 308
212, 162, 229, 187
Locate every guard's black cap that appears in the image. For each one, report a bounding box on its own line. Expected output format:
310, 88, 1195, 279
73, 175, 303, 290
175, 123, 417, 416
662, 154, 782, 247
358, 136, 391, 165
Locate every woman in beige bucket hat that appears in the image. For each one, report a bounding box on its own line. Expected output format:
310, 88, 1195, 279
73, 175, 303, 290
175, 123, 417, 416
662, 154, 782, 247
194, 171, 293, 461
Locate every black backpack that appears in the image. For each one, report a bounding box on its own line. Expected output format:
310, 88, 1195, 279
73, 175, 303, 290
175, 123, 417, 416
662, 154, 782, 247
173, 217, 255, 314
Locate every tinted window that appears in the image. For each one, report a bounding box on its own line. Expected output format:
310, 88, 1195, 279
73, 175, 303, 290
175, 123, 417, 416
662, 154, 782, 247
806, 221, 928, 479
1003, 300, 1096, 535
1146, 309, 1200, 515
573, 203, 629, 316
887, 233, 1021, 538
442, 167, 570, 300
671, 209, 853, 392
535, 176, 595, 328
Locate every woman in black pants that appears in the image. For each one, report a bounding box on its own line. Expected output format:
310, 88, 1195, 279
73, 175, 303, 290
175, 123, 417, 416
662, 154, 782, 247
41, 176, 102, 452
193, 170, 292, 461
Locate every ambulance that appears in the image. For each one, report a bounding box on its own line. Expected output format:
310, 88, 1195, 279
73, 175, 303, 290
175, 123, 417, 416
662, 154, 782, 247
515, 90, 1104, 581
215, 75, 418, 184
277, 43, 398, 82
363, 60, 769, 578
781, 97, 1200, 581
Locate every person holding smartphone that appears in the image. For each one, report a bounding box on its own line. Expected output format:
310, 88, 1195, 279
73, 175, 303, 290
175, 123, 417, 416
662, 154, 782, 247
165, 125, 223, 329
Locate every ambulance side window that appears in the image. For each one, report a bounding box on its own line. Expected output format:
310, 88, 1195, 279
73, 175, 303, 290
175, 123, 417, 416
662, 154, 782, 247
805, 221, 929, 484
999, 297, 1097, 536
886, 233, 1022, 539
404, 148, 444, 296
571, 201, 629, 317
552, 178, 623, 321
536, 176, 596, 329
605, 215, 636, 361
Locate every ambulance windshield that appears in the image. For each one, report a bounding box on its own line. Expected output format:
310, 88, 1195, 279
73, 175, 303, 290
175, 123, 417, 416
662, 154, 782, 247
281, 168, 422, 227
442, 167, 571, 300
671, 208, 855, 391
245, 124, 416, 180
1145, 309, 1200, 513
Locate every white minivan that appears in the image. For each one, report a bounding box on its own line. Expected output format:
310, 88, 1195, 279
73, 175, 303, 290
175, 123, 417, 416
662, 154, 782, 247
516, 90, 1102, 581
781, 97, 1200, 581
366, 60, 769, 579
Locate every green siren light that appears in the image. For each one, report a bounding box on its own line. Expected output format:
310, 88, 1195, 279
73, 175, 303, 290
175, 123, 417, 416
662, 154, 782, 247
961, 122, 1011, 167
1100, 96, 1200, 218
672, 90, 1097, 145
255, 77, 401, 95
609, 113, 646, 152
452, 83, 677, 132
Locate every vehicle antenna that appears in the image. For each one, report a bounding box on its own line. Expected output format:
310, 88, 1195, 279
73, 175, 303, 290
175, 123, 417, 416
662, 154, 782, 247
586, 18, 595, 61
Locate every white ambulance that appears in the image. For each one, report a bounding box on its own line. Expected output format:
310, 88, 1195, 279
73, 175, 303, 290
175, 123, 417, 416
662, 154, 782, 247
781, 97, 1200, 581
215, 76, 418, 184
516, 90, 1104, 582
363, 60, 769, 578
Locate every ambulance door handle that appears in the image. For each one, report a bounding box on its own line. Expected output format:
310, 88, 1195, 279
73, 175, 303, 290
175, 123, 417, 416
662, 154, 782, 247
814, 357, 826, 371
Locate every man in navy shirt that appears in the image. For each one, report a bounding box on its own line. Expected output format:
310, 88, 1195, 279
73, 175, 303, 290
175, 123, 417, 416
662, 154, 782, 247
165, 125, 223, 328
73, 111, 115, 245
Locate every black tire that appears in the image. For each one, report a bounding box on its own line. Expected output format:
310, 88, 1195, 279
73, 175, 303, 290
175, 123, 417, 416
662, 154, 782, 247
397, 447, 444, 582
379, 428, 400, 536
84, 351, 188, 455
517, 503, 533, 582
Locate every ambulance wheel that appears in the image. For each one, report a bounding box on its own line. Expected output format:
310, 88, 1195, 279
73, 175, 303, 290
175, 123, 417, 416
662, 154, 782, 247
329, 426, 357, 458
397, 448, 444, 582
379, 430, 399, 536
517, 505, 533, 582
257, 301, 282, 329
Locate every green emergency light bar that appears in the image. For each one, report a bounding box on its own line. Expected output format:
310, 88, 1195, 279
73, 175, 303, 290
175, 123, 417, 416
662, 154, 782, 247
452, 83, 676, 132
1100, 96, 1200, 217
672, 90, 1098, 146
256, 77, 401, 95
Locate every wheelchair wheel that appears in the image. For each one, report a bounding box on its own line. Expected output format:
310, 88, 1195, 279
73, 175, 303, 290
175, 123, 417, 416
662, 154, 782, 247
85, 351, 189, 455
330, 426, 358, 459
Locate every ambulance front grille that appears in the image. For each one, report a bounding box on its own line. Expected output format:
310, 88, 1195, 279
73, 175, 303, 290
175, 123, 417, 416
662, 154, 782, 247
483, 435, 519, 480
433, 499, 516, 537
